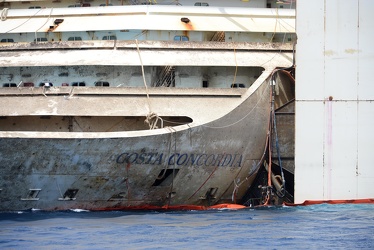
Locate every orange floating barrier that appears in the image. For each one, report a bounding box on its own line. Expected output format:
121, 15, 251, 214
208, 204, 246, 210
93, 203, 247, 212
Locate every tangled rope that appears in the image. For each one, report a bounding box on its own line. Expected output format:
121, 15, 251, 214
1, 8, 8, 21
144, 112, 163, 130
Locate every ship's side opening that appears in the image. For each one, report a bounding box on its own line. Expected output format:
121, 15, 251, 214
59, 189, 79, 201
152, 169, 180, 187
0, 66, 264, 89
0, 116, 193, 132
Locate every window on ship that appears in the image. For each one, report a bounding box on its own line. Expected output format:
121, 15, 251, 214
95, 81, 110, 87
1, 38, 14, 43
23, 82, 34, 87
68, 37, 82, 41
102, 35, 117, 40
34, 38, 48, 42
194, 2, 209, 6
2, 83, 17, 87
231, 83, 246, 88
174, 36, 189, 41
39, 82, 53, 87
72, 82, 86, 86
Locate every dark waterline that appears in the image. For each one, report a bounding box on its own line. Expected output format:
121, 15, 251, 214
0, 204, 373, 249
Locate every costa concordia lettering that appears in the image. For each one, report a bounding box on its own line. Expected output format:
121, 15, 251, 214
116, 152, 243, 167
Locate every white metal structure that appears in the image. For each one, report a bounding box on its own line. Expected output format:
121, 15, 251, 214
295, 0, 374, 203
0, 6, 295, 34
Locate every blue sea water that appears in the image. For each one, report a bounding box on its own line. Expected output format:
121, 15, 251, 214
0, 204, 373, 250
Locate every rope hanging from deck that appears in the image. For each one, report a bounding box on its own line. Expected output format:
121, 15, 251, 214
135, 39, 163, 130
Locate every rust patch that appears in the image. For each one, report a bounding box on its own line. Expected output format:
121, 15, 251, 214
47, 19, 64, 32
180, 17, 193, 30
345, 48, 360, 54
324, 50, 335, 56
184, 23, 194, 30
182, 23, 194, 30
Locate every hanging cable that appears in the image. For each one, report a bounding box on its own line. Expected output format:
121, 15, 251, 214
262, 79, 275, 206
4, 8, 42, 33
135, 39, 151, 112
34, 8, 53, 42
270, 71, 286, 198
231, 78, 273, 202
231, 47, 238, 86
202, 80, 270, 129
267, 66, 295, 201
167, 127, 177, 207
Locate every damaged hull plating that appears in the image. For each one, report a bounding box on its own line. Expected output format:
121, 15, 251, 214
0, 81, 271, 211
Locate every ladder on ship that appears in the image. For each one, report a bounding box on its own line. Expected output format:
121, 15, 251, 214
153, 66, 175, 87
210, 31, 225, 42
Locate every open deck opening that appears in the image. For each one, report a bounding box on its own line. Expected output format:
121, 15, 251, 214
0, 116, 193, 132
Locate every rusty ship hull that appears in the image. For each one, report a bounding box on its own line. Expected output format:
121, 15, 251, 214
0, 2, 295, 211
0, 79, 271, 211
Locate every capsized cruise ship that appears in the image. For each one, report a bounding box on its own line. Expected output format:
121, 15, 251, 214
0, 0, 296, 211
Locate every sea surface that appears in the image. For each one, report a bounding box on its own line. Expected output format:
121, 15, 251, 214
0, 204, 373, 249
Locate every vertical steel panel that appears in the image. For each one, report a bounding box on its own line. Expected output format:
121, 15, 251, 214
358, 102, 374, 198
295, 0, 374, 203
294, 102, 325, 201
295, 0, 326, 203
295, 0, 325, 101
324, 101, 358, 199
358, 0, 374, 100
324, 0, 358, 101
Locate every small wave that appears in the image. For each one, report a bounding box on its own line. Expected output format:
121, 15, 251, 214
69, 209, 90, 213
